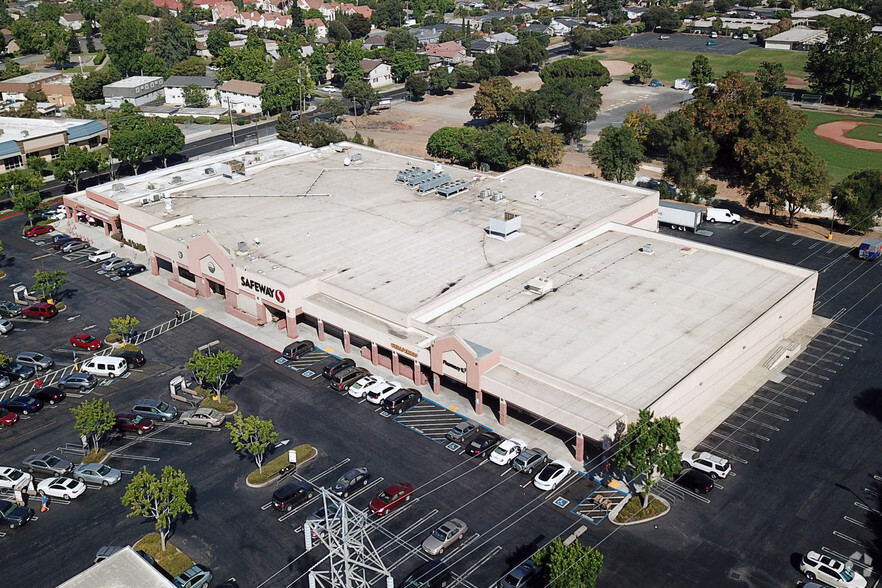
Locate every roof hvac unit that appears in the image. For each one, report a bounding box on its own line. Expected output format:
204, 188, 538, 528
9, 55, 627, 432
147, 183, 156, 190
491, 191, 505, 202
237, 241, 248, 253
486, 212, 521, 241
526, 277, 553, 295
204, 167, 215, 175
139, 196, 151, 206
152, 193, 162, 202
171, 176, 183, 184
112, 183, 126, 192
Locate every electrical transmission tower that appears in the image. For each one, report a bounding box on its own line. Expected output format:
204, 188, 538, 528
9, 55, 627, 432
306, 488, 393, 588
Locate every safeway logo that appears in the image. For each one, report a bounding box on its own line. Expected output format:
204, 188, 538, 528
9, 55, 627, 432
275, 290, 285, 303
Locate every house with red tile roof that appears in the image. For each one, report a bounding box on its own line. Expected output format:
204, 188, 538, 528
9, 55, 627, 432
153, 0, 183, 13
422, 41, 466, 65
304, 18, 327, 38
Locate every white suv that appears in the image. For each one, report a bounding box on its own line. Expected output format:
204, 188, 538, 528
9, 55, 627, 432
800, 551, 867, 588
680, 451, 731, 479
490, 439, 526, 466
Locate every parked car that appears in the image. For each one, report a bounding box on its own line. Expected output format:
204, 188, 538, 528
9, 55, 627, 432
422, 518, 467, 556
370, 482, 413, 516
179, 408, 225, 427
0, 319, 14, 334
0, 362, 35, 380
131, 399, 177, 422
398, 561, 451, 588
800, 550, 867, 588
0, 301, 21, 317
70, 333, 103, 351
445, 420, 481, 445
674, 469, 714, 494
329, 366, 370, 392
173, 564, 213, 588
0, 467, 32, 490
73, 462, 122, 486
0, 408, 19, 427
271, 481, 314, 512
659, 35, 670, 40
465, 431, 502, 457
511, 447, 548, 474
680, 450, 731, 479
20, 303, 57, 321
282, 340, 314, 360
22, 452, 73, 475
305, 502, 342, 537
499, 559, 541, 588
62, 240, 90, 252
88, 250, 116, 263
490, 438, 526, 466
53, 237, 81, 250
29, 386, 66, 404
93, 546, 155, 566
332, 467, 370, 498
111, 348, 146, 367
115, 413, 155, 435
38, 476, 86, 500
24, 224, 54, 237
533, 459, 572, 491
1, 395, 42, 414
365, 381, 402, 405
16, 351, 53, 371
382, 388, 422, 415
321, 86, 336, 93
706, 40, 717, 46
348, 374, 384, 398
58, 372, 97, 391
50, 234, 73, 245
116, 263, 147, 277
0, 499, 34, 529
322, 358, 355, 379
102, 258, 131, 272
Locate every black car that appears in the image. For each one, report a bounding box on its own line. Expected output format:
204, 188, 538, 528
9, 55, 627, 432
50, 234, 71, 245
283, 340, 315, 360
382, 388, 422, 415
1, 395, 43, 414
675, 469, 714, 494
322, 358, 355, 379
465, 431, 502, 457
271, 481, 314, 512
398, 560, 451, 588
29, 386, 66, 405
116, 263, 147, 277
0, 499, 34, 529
0, 300, 21, 318
332, 467, 370, 498
0, 362, 35, 381
111, 349, 147, 367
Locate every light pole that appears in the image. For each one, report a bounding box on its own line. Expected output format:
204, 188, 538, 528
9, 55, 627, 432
227, 98, 235, 147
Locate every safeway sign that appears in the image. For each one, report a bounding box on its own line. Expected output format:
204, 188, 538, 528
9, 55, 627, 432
240, 276, 285, 304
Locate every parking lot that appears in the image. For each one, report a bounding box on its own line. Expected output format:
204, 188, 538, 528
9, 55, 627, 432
617, 31, 755, 55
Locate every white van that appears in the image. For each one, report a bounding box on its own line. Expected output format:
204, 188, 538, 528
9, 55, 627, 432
705, 207, 741, 224
80, 355, 128, 377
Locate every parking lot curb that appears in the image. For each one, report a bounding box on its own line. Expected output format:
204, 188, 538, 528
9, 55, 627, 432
245, 446, 317, 489
608, 494, 671, 527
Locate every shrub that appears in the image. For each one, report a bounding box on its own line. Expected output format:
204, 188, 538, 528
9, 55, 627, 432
246, 444, 316, 485
110, 232, 123, 242
82, 448, 108, 464
615, 495, 667, 523
55, 302, 66, 311
106, 333, 121, 343
194, 116, 216, 124
94, 51, 106, 65
133, 533, 194, 577
118, 343, 142, 352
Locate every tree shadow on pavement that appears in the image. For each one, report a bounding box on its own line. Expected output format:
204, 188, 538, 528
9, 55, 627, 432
853, 388, 882, 422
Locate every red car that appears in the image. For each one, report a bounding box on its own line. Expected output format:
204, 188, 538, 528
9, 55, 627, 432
24, 225, 53, 237
20, 303, 57, 320
369, 482, 414, 516
115, 413, 155, 435
0, 408, 19, 427
70, 333, 103, 351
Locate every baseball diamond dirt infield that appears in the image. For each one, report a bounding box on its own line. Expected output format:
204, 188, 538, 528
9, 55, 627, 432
813, 120, 882, 151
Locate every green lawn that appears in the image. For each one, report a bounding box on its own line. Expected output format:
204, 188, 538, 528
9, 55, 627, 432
798, 110, 882, 182
595, 47, 808, 84
845, 122, 882, 143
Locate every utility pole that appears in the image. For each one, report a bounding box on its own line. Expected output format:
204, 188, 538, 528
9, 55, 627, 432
227, 98, 235, 147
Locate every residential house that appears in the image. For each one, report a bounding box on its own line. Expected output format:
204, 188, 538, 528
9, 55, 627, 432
0, 72, 64, 102
548, 18, 581, 36
363, 31, 387, 49
0, 117, 107, 173
361, 59, 392, 88
305, 18, 328, 39
487, 31, 518, 45
152, 0, 183, 14
211, 1, 240, 23
218, 79, 264, 113
42, 81, 75, 107
164, 76, 220, 106
102, 76, 165, 107
409, 24, 458, 45
58, 12, 85, 30
421, 41, 466, 66
295, 0, 373, 22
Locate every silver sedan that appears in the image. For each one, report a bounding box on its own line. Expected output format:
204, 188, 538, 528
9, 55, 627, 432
73, 463, 122, 486
421, 518, 468, 556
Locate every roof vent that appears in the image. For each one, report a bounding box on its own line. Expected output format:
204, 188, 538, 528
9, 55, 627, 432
485, 212, 521, 241
237, 241, 248, 252
147, 183, 156, 189
204, 167, 215, 175
22, 130, 28, 137
253, 237, 261, 246
112, 183, 126, 191
171, 176, 183, 184
526, 277, 553, 295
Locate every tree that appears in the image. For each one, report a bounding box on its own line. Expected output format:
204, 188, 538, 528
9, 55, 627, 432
371, 0, 405, 29
207, 26, 234, 58
755, 61, 785, 95
540, 77, 603, 143
613, 409, 682, 507
689, 54, 714, 85
71, 68, 117, 102
632, 59, 652, 84
308, 45, 329, 85
405, 73, 428, 100
390, 50, 422, 83
831, 170, 882, 234
101, 11, 150, 75
744, 141, 830, 226
333, 40, 365, 83
32, 269, 67, 301
287, 120, 347, 148
70, 398, 115, 453
426, 126, 482, 167
346, 13, 371, 38
275, 111, 298, 142
663, 134, 718, 201
52, 146, 107, 191
470, 76, 518, 122
183, 84, 209, 108
805, 16, 882, 104
342, 79, 380, 116
171, 56, 206, 77
320, 97, 349, 121
428, 66, 454, 94
109, 315, 140, 343
497, 44, 527, 74
540, 58, 611, 90
534, 538, 604, 588
641, 6, 682, 31
622, 106, 656, 144
186, 349, 242, 400
506, 127, 563, 168
385, 27, 418, 51
121, 466, 193, 552
473, 53, 501, 81
226, 413, 278, 474
566, 26, 595, 53
590, 126, 644, 183
148, 118, 184, 167
4, 170, 43, 218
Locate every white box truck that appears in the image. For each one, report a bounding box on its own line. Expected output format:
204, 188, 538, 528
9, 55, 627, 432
705, 207, 741, 224
658, 201, 703, 231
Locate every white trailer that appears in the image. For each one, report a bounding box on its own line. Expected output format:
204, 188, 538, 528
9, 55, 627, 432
674, 78, 695, 91
658, 201, 703, 231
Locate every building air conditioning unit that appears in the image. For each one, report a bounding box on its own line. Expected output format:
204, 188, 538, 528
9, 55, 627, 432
152, 193, 162, 202
171, 176, 183, 184
147, 183, 156, 190
112, 183, 126, 191
204, 167, 215, 175
139, 196, 151, 206
526, 277, 553, 295
491, 191, 505, 202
